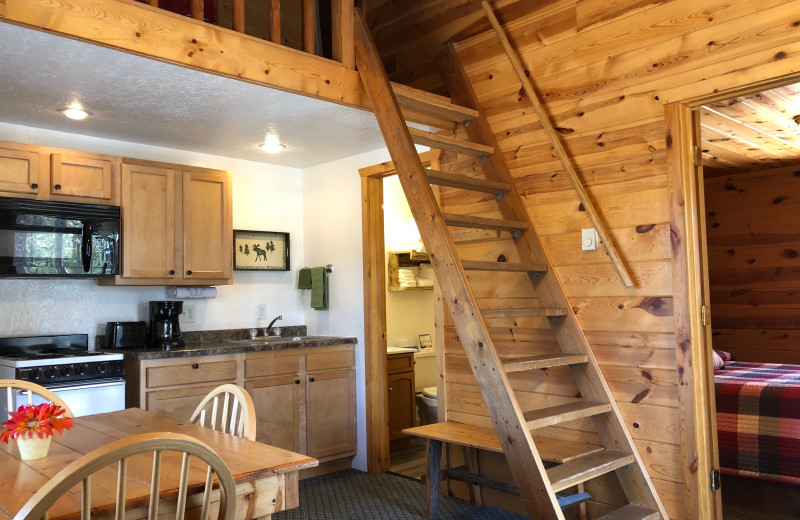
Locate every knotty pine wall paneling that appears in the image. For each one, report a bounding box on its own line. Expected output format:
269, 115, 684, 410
365, 0, 800, 519
705, 164, 800, 364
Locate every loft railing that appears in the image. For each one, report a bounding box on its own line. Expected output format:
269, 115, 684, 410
137, 0, 355, 68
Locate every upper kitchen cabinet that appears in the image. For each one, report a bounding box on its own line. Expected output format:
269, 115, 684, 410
0, 141, 119, 205
105, 159, 233, 286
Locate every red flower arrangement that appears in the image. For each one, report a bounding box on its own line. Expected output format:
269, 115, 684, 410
0, 403, 74, 443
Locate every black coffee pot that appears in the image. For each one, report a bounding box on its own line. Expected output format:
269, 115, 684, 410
149, 301, 185, 349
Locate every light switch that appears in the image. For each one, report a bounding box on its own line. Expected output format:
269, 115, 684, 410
582, 228, 598, 251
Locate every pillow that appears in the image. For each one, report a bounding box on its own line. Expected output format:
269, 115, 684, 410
714, 349, 732, 361
712, 350, 724, 370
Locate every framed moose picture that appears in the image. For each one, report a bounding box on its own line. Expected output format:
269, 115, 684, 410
233, 230, 290, 271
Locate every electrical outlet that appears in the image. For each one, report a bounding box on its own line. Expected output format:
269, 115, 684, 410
257, 303, 267, 320
582, 228, 598, 251
181, 305, 196, 323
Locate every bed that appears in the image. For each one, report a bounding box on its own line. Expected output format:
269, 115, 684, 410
714, 361, 800, 485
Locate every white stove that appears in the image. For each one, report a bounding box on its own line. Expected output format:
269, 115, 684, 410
0, 334, 125, 418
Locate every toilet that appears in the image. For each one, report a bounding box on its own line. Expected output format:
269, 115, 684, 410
416, 386, 438, 425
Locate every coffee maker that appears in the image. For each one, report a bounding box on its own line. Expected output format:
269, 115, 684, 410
148, 301, 185, 349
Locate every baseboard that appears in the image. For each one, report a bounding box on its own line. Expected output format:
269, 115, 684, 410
299, 456, 354, 479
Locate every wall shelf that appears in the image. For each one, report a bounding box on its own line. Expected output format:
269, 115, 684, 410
387, 250, 433, 291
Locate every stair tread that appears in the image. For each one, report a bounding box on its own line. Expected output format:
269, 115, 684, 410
425, 169, 510, 194
461, 260, 547, 272
503, 353, 589, 372
481, 308, 569, 319
409, 128, 493, 157
441, 212, 528, 233
547, 449, 635, 492
403, 421, 602, 463
595, 504, 661, 520
524, 401, 613, 430
392, 82, 479, 122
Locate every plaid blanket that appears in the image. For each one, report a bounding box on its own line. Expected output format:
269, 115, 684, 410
715, 361, 800, 485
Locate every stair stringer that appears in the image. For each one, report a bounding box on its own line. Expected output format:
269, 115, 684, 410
435, 43, 669, 518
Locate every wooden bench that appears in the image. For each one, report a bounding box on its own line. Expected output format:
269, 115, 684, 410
404, 421, 603, 520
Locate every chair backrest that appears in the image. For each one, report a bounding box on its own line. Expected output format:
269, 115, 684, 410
190, 384, 257, 441
14, 432, 237, 520
0, 379, 74, 418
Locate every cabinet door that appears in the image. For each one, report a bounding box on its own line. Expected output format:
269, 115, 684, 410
388, 371, 416, 440
121, 163, 177, 279
0, 146, 40, 196
182, 169, 232, 281
245, 374, 302, 452
50, 153, 114, 203
146, 383, 234, 422
305, 368, 356, 459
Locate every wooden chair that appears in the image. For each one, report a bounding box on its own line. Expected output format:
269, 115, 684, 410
190, 384, 257, 441
0, 379, 74, 418
14, 432, 237, 520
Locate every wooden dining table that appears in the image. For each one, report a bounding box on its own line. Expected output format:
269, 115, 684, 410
0, 408, 318, 520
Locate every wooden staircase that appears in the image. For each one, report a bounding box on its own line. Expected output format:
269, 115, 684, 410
353, 8, 667, 520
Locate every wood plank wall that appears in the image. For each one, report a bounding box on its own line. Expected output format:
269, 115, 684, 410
705, 164, 800, 365
366, 0, 800, 518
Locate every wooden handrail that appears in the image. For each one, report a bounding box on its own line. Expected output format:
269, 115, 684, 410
481, 1, 635, 288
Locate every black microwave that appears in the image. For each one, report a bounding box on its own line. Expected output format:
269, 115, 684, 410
0, 196, 120, 277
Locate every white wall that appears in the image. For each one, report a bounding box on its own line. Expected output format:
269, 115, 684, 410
301, 147, 392, 471
0, 123, 306, 345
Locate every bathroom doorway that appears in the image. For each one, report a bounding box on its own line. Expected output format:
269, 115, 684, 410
360, 151, 445, 475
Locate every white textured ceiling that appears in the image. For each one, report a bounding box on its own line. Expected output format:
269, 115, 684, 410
0, 23, 386, 168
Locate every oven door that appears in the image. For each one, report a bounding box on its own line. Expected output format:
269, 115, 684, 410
8, 378, 125, 418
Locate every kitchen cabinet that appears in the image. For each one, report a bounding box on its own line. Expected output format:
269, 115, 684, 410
387, 352, 416, 440
126, 343, 357, 475
106, 159, 233, 286
0, 140, 118, 204
127, 355, 238, 422
246, 345, 356, 462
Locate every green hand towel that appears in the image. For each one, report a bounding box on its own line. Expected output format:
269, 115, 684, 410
310, 267, 328, 310
298, 268, 312, 289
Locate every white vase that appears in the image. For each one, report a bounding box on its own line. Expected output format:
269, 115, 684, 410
17, 435, 51, 460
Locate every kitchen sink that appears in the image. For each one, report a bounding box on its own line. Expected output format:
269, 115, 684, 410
225, 335, 329, 344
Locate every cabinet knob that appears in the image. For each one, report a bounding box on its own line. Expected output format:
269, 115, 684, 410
169, 270, 175, 275
186, 270, 192, 275
31, 183, 38, 189
309, 377, 315, 383
389, 387, 393, 391
295, 379, 301, 384
192, 363, 199, 369
54, 184, 62, 190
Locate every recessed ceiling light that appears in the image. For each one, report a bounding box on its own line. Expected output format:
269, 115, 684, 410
62, 107, 89, 121
259, 135, 286, 153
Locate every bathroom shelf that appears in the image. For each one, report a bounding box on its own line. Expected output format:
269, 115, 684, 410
387, 250, 433, 291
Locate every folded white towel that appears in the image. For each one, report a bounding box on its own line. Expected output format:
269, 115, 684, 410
399, 281, 418, 287
417, 278, 434, 287
398, 267, 420, 275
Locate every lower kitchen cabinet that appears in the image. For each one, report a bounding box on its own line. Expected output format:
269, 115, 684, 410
126, 344, 356, 475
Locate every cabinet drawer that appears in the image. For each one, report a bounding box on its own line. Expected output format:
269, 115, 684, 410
307, 347, 354, 371
146, 359, 236, 388
387, 352, 414, 374
245, 354, 301, 379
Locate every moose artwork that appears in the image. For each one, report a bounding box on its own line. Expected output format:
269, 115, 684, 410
233, 230, 289, 271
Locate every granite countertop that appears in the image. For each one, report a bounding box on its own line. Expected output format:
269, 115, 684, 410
97, 326, 357, 360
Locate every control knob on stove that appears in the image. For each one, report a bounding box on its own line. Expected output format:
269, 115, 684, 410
44, 367, 56, 378
28, 368, 42, 380
98, 362, 108, 375
60, 365, 72, 377
75, 364, 86, 376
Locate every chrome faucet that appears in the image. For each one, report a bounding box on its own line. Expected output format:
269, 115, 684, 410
265, 315, 283, 336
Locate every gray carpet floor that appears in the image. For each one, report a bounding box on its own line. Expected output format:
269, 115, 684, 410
273, 469, 799, 519
273, 469, 526, 520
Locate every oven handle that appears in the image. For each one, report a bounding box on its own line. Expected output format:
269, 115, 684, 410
37, 379, 125, 393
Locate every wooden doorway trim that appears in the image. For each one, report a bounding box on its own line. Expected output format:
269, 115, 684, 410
360, 150, 440, 474
666, 71, 800, 520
